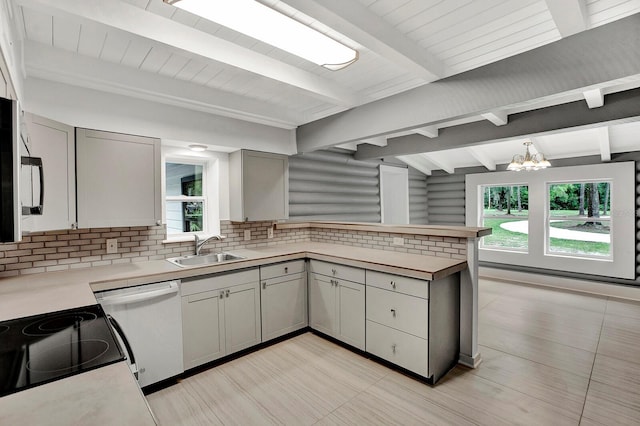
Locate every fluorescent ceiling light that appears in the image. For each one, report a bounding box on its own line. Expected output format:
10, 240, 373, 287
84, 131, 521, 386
164, 0, 358, 70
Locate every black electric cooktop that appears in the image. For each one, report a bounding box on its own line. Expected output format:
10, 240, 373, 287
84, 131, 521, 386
0, 304, 125, 397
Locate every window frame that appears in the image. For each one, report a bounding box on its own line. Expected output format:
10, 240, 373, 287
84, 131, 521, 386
164, 157, 209, 240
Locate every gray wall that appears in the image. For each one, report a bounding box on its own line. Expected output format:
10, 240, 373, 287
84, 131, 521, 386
289, 149, 429, 224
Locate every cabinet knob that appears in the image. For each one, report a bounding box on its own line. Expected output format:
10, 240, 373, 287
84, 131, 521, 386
392, 344, 397, 354
390, 281, 396, 289
390, 308, 396, 317
262, 281, 266, 289
220, 290, 224, 298
226, 289, 230, 298
331, 268, 337, 276
284, 267, 289, 273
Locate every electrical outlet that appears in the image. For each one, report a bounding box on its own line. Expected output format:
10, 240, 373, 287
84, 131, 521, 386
392, 237, 404, 246
267, 226, 274, 239
244, 229, 251, 241
106, 239, 118, 254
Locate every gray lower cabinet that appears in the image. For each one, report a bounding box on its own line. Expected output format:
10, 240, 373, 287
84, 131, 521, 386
308, 260, 365, 351
260, 260, 308, 341
365, 270, 459, 383
181, 269, 261, 370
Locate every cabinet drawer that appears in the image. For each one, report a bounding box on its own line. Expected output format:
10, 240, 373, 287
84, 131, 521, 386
309, 260, 364, 284
366, 320, 428, 377
366, 286, 428, 339
366, 270, 428, 299
260, 260, 305, 280
181, 269, 259, 296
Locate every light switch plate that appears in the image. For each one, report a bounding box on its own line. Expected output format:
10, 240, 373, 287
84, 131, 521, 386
106, 239, 118, 254
244, 229, 251, 241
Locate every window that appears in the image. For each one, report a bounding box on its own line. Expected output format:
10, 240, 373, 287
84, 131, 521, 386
547, 182, 611, 258
480, 185, 529, 251
465, 162, 635, 280
165, 162, 206, 236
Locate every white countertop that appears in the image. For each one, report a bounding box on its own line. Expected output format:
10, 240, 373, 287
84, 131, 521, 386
0, 241, 466, 424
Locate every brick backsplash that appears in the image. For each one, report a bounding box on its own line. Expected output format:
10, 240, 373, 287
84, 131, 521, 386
310, 229, 467, 260
0, 221, 467, 278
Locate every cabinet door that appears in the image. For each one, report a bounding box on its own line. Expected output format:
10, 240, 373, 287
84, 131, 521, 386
230, 150, 288, 221
224, 281, 261, 355
261, 272, 307, 341
21, 113, 75, 232
76, 128, 161, 228
337, 279, 365, 350
309, 273, 337, 337
182, 289, 225, 369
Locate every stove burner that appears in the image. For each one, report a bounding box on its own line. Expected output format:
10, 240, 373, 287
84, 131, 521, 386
22, 311, 98, 336
0, 324, 8, 335
25, 339, 110, 373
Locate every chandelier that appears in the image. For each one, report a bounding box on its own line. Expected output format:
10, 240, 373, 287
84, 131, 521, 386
507, 141, 551, 171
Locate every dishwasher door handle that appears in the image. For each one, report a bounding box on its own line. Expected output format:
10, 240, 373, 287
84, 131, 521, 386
98, 281, 179, 306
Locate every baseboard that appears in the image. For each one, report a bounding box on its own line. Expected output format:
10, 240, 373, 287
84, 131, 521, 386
458, 352, 482, 369
481, 266, 640, 301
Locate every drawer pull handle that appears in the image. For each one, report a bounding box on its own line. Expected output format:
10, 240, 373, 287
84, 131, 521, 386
392, 344, 396, 354
390, 308, 396, 317
284, 267, 289, 273
390, 281, 396, 289
220, 290, 224, 299
226, 289, 230, 298
262, 281, 266, 290
332, 268, 337, 276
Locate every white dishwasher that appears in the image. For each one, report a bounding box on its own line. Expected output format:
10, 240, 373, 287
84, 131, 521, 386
96, 280, 184, 388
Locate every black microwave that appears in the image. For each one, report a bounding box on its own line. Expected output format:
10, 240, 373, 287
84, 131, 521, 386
0, 96, 19, 242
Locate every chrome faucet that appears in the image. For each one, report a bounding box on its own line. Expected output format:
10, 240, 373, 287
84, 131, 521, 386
194, 234, 226, 255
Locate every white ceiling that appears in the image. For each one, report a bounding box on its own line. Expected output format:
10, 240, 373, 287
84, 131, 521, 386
9, 0, 640, 172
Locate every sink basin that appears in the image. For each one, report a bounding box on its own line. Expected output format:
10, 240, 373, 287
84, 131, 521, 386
167, 252, 246, 267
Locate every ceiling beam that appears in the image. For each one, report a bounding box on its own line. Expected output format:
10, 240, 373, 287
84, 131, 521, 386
597, 126, 611, 161
467, 146, 497, 171
23, 41, 302, 129
396, 155, 431, 176
360, 136, 387, 147
423, 153, 455, 174
16, 0, 359, 107
413, 126, 439, 138
279, 0, 444, 81
297, 14, 640, 152
355, 87, 640, 159
481, 111, 508, 126
544, 0, 588, 37
584, 88, 604, 108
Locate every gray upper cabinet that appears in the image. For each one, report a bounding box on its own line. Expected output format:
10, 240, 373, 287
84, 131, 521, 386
76, 128, 161, 228
21, 113, 76, 233
229, 150, 288, 222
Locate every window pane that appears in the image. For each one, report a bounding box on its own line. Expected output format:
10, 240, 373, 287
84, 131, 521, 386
482, 185, 528, 217
548, 182, 611, 257
166, 163, 203, 196
166, 201, 204, 235
481, 185, 528, 251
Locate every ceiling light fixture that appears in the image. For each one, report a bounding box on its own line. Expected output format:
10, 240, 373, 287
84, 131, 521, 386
163, 0, 358, 70
507, 141, 551, 171
188, 144, 208, 152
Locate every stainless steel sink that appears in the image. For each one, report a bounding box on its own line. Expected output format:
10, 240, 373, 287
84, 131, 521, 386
167, 252, 246, 267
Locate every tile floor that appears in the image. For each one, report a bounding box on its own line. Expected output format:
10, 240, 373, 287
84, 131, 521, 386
147, 278, 640, 425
